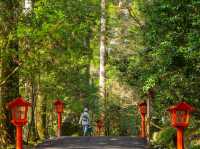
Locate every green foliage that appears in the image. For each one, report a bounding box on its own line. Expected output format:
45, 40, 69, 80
191, 145, 200, 149
152, 127, 176, 148
1, 0, 200, 147
18, 0, 100, 105
1, 0, 100, 145
112, 0, 200, 147
116, 0, 200, 114
62, 112, 81, 136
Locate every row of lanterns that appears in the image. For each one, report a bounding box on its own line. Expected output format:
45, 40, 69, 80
7, 97, 64, 149
7, 97, 194, 149
138, 101, 195, 149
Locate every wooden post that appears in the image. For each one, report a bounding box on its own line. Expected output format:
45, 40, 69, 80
141, 113, 146, 138
16, 126, 22, 149
146, 97, 150, 141
177, 127, 184, 149
57, 113, 61, 137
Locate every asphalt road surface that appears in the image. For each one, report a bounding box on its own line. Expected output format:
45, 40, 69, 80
35, 136, 148, 149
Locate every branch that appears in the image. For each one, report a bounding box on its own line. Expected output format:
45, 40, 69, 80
0, 66, 20, 87
150, 121, 163, 130
126, 6, 144, 28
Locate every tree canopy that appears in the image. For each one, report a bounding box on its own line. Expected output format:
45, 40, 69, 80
0, 0, 199, 148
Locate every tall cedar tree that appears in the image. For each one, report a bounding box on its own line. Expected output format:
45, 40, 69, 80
0, 0, 20, 144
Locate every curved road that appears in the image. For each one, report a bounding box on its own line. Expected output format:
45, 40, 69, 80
35, 136, 148, 149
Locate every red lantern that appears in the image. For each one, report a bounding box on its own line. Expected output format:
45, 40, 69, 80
7, 97, 31, 126
54, 99, 64, 137
139, 102, 147, 115
168, 102, 194, 128
138, 102, 147, 138
7, 97, 31, 149
54, 99, 64, 113
167, 102, 195, 149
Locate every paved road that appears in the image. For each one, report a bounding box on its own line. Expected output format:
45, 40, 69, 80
35, 136, 148, 149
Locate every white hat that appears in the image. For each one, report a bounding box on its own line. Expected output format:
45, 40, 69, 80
84, 108, 88, 112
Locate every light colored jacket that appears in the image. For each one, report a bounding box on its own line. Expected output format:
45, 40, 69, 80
79, 112, 90, 126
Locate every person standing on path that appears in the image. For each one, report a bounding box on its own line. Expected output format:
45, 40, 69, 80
79, 108, 90, 136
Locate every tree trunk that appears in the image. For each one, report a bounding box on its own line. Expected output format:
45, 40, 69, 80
100, 0, 107, 136
146, 89, 154, 143
0, 0, 20, 145
26, 76, 39, 143
36, 94, 48, 139
99, 0, 106, 98
24, 0, 33, 14
35, 50, 47, 139
23, 0, 40, 142
82, 32, 92, 106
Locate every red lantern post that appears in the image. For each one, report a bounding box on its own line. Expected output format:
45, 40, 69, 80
167, 102, 195, 149
138, 102, 147, 138
7, 97, 31, 149
54, 99, 64, 137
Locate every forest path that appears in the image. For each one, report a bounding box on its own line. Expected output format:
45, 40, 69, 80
36, 136, 147, 149
34, 136, 148, 149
